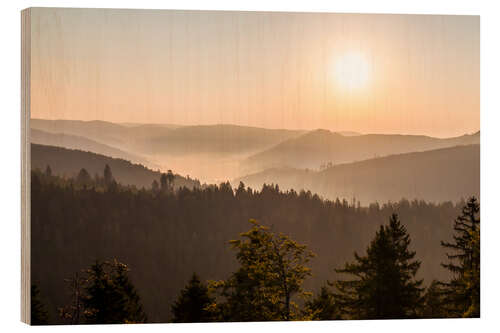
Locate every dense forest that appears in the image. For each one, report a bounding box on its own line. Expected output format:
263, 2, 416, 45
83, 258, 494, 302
30, 165, 478, 324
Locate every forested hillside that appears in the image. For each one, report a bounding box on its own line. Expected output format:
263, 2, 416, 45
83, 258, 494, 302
31, 144, 200, 190
31, 170, 463, 323
31, 129, 153, 167
238, 144, 479, 204
244, 129, 479, 173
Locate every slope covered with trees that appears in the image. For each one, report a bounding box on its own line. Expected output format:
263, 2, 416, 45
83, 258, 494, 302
31, 169, 465, 323
31, 129, 153, 167
31, 144, 200, 190
237, 144, 479, 204
243, 129, 479, 173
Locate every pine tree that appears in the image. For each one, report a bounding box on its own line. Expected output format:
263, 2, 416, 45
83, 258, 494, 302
421, 280, 446, 318
333, 214, 423, 319
166, 170, 175, 192
151, 179, 159, 193
76, 168, 92, 187
31, 284, 49, 325
160, 173, 168, 192
171, 273, 214, 323
209, 220, 315, 321
440, 197, 480, 317
44, 165, 52, 177
60, 259, 147, 324
82, 260, 147, 324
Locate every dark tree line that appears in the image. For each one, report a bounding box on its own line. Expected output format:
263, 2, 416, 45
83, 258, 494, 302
31, 165, 477, 323
171, 201, 479, 322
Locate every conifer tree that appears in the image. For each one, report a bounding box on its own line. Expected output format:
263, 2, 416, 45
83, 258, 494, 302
31, 284, 49, 325
333, 214, 423, 319
60, 259, 147, 324
82, 259, 147, 324
440, 197, 480, 317
421, 280, 446, 318
44, 165, 52, 177
171, 273, 214, 323
103, 164, 114, 187
151, 179, 159, 193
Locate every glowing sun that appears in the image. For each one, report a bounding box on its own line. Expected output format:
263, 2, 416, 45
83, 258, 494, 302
335, 52, 371, 91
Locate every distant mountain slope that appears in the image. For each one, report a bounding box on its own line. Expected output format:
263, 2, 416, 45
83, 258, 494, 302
30, 119, 304, 156
244, 129, 480, 173
237, 144, 479, 204
31, 128, 154, 167
31, 144, 200, 189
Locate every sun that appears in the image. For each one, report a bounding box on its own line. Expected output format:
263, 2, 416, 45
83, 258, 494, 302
334, 52, 371, 91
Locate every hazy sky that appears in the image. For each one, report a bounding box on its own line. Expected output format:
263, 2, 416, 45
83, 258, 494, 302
30, 8, 479, 137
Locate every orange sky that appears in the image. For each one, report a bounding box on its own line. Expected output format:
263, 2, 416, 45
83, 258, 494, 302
30, 8, 479, 137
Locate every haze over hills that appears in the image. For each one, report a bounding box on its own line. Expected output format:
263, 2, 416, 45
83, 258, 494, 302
31, 128, 154, 168
243, 129, 480, 173
31, 119, 479, 185
31, 144, 200, 190
30, 119, 306, 182
30, 119, 304, 156
237, 144, 480, 204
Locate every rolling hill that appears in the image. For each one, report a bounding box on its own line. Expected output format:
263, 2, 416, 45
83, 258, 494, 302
30, 119, 305, 156
31, 144, 200, 189
31, 128, 154, 168
237, 144, 480, 204
243, 129, 480, 173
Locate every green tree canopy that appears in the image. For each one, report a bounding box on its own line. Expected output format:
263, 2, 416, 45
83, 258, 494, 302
171, 273, 214, 323
209, 220, 315, 321
333, 213, 423, 319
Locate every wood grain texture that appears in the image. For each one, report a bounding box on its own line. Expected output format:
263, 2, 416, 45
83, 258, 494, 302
21, 7, 31, 325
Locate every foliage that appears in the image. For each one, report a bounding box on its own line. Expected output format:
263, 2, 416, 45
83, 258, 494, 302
31, 284, 49, 325
440, 197, 480, 317
171, 273, 214, 323
421, 280, 446, 318
333, 214, 423, 319
209, 220, 315, 321
59, 259, 147, 324
303, 285, 340, 320
31, 170, 464, 323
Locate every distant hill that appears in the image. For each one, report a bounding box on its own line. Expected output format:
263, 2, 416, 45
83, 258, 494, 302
237, 144, 480, 204
31, 128, 154, 168
243, 129, 480, 173
30, 119, 304, 156
31, 144, 200, 189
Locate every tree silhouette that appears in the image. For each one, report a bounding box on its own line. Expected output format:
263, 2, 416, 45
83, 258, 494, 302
76, 168, 92, 187
333, 214, 423, 319
166, 170, 175, 192
103, 164, 114, 187
83, 259, 147, 324
160, 173, 168, 192
60, 259, 147, 324
151, 179, 159, 193
44, 165, 52, 177
171, 273, 214, 323
440, 197, 480, 317
421, 280, 446, 318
